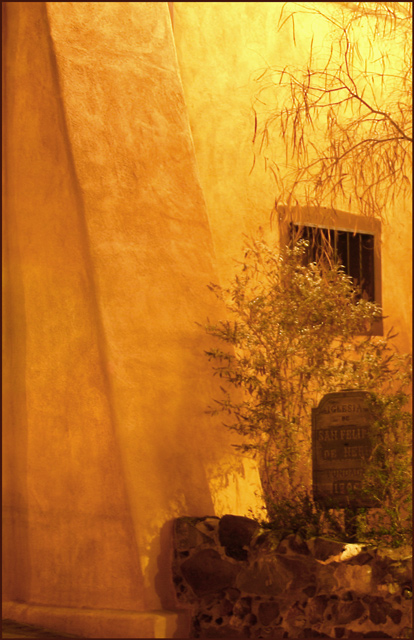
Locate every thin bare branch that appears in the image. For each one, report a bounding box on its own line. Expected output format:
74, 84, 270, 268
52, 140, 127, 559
252, 1, 412, 221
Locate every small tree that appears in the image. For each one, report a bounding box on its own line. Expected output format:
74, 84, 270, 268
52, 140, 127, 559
252, 2, 412, 222
204, 237, 412, 545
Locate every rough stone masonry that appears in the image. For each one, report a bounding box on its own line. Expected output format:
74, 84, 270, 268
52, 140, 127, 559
172, 515, 412, 639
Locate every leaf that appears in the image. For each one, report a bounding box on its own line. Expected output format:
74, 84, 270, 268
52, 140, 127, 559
309, 34, 314, 67
252, 109, 258, 144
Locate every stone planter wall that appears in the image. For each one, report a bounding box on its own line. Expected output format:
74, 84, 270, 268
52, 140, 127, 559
172, 515, 412, 639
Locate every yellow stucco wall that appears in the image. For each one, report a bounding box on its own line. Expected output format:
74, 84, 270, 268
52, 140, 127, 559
173, 1, 412, 355
2, 2, 411, 638
2, 2, 261, 636
172, 1, 323, 283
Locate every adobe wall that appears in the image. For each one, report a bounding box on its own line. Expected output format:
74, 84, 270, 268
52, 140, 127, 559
2, 2, 261, 637
2, 3, 411, 638
173, 2, 412, 355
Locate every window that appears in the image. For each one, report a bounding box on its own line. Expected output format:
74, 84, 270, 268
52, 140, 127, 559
278, 205, 383, 335
291, 224, 375, 302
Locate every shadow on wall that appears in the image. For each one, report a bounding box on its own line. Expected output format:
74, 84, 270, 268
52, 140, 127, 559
3, 3, 31, 585
153, 520, 192, 638
2, 191, 31, 602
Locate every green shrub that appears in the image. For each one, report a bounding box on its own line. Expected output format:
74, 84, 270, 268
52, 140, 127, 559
204, 237, 412, 546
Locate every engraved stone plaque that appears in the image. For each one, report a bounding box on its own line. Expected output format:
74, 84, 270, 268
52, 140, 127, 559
312, 390, 377, 508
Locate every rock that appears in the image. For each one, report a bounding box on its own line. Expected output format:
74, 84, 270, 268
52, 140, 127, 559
363, 595, 388, 624
250, 529, 281, 551
174, 517, 210, 551
306, 537, 346, 561
233, 596, 252, 619
172, 516, 410, 638
218, 515, 261, 561
316, 562, 340, 593
199, 625, 249, 638
336, 543, 365, 562
180, 548, 240, 596
389, 607, 403, 624
334, 599, 366, 624
302, 585, 317, 598
225, 587, 242, 602
347, 551, 373, 565
235, 554, 294, 596
333, 562, 373, 594
284, 601, 307, 628
307, 594, 330, 624
219, 598, 234, 616
388, 558, 413, 585
276, 553, 317, 591
375, 546, 413, 561
276, 533, 310, 556
258, 600, 280, 626
298, 628, 331, 638
195, 517, 220, 540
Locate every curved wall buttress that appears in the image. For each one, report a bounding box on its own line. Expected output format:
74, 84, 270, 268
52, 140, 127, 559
3, 2, 261, 635
2, 1, 145, 611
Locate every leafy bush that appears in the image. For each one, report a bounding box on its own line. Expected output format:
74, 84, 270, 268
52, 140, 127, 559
204, 237, 412, 545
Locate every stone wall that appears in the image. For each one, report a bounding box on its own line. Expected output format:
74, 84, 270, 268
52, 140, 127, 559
172, 515, 412, 639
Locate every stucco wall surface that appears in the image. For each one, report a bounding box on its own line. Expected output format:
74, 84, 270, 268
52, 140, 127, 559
173, 1, 412, 356
3, 1, 145, 612
172, 1, 325, 284
2, 2, 411, 637
2, 2, 261, 635
380, 205, 412, 355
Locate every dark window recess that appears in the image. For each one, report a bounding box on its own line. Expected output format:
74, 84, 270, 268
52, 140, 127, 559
291, 224, 375, 301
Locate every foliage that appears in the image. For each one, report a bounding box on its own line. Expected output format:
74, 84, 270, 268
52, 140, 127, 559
357, 391, 413, 546
204, 237, 412, 545
252, 2, 412, 221
249, 493, 351, 543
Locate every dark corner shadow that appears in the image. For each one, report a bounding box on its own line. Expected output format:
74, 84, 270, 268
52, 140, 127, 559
153, 519, 192, 639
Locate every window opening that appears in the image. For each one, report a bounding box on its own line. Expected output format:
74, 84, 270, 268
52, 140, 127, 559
291, 223, 375, 302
